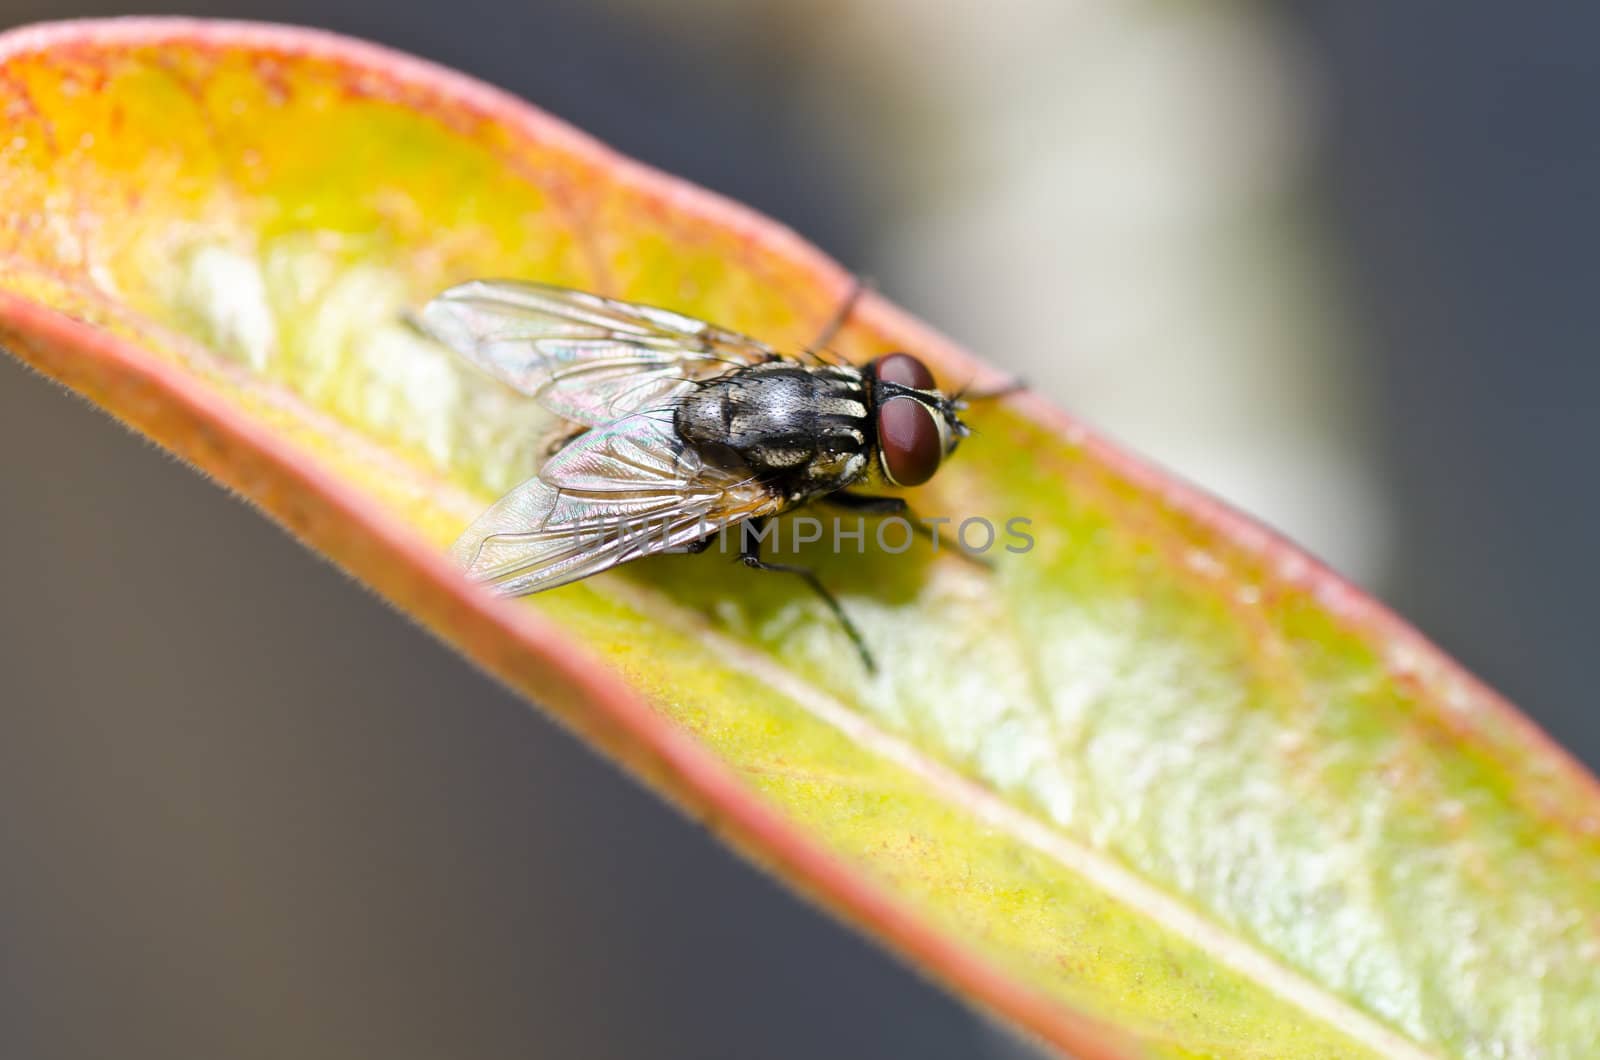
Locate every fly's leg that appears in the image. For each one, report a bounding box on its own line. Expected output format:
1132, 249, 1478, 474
824, 491, 993, 569
804, 275, 873, 360
825, 491, 911, 516
543, 425, 588, 458
738, 518, 875, 672
960, 378, 1029, 402
686, 533, 718, 554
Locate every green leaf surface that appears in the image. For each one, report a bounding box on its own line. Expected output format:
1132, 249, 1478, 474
1, 20, 1596, 1059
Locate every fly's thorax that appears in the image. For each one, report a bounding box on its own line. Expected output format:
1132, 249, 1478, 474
675, 362, 873, 495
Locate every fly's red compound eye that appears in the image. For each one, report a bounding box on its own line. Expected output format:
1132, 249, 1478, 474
871, 352, 936, 391
877, 397, 943, 486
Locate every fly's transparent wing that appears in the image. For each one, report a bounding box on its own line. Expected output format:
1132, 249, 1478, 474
417, 280, 779, 426
452, 409, 782, 596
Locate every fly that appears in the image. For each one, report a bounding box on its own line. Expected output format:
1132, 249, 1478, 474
415, 279, 1004, 671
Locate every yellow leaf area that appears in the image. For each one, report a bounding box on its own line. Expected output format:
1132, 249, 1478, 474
1, 24, 1596, 1060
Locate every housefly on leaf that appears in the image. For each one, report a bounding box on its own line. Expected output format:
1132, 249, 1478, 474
415, 279, 1008, 671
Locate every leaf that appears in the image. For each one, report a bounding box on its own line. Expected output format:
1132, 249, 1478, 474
1, 19, 1596, 1059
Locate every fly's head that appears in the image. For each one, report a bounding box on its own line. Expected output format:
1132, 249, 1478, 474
867, 352, 971, 488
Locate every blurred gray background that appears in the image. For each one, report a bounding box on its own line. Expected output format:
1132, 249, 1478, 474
2, 3, 1596, 1058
